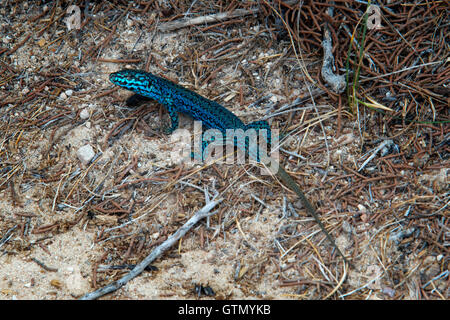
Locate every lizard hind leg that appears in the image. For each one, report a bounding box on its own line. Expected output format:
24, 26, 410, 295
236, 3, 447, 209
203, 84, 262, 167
243, 120, 272, 162
243, 120, 272, 146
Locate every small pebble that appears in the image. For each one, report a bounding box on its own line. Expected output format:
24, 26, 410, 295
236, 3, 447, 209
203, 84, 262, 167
77, 144, 95, 165
79, 108, 89, 120
65, 89, 73, 96
357, 204, 367, 214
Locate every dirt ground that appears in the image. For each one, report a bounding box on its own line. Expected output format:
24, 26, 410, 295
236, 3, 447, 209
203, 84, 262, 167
0, 2, 448, 300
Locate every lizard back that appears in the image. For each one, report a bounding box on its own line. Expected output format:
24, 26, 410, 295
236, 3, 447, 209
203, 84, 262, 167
110, 69, 244, 131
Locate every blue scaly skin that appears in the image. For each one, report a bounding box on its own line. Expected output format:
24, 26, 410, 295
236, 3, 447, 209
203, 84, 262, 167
109, 69, 353, 268
110, 69, 270, 136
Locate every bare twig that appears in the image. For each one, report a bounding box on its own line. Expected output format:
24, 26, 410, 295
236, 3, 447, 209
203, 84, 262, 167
80, 198, 222, 300
321, 5, 345, 93
158, 8, 259, 32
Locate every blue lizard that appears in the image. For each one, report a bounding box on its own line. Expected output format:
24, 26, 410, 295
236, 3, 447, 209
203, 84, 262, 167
110, 69, 271, 161
109, 69, 353, 267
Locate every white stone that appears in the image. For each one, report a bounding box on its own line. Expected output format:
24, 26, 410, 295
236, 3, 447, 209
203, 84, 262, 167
357, 204, 367, 213
77, 144, 95, 165
65, 89, 73, 96
79, 108, 90, 119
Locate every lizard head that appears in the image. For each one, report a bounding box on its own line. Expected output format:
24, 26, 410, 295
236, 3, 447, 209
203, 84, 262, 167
109, 69, 152, 92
